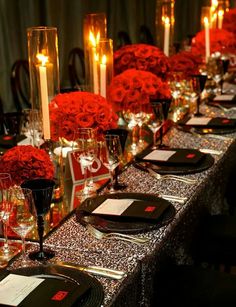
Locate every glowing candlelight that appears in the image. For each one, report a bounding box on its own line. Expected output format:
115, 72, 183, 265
89, 31, 100, 94
163, 17, 170, 56
100, 55, 107, 98
204, 17, 210, 63
218, 10, 224, 29
36, 53, 50, 140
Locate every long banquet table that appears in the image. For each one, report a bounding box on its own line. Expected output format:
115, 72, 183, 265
7, 104, 236, 306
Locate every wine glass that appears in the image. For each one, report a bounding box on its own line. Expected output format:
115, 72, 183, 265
158, 99, 172, 148
122, 105, 139, 154
220, 57, 230, 94
21, 178, 55, 261
191, 74, 207, 117
72, 128, 98, 197
99, 135, 124, 193
9, 187, 37, 266
145, 102, 164, 149
0, 173, 18, 260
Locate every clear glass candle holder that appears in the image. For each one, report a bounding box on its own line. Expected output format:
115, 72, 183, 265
27, 26, 60, 141
83, 13, 107, 94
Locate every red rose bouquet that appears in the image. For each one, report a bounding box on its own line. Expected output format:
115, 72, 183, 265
0, 145, 54, 185
108, 69, 171, 113
191, 28, 236, 58
168, 51, 203, 79
223, 8, 236, 35
114, 44, 169, 79
49, 91, 118, 141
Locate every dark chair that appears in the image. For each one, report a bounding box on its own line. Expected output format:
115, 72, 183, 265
116, 31, 132, 49
68, 47, 85, 89
10, 59, 31, 112
139, 25, 154, 45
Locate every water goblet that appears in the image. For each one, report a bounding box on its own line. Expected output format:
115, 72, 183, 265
72, 128, 98, 197
99, 135, 124, 193
9, 187, 37, 266
156, 99, 172, 148
146, 102, 164, 149
122, 106, 139, 154
191, 74, 207, 117
21, 178, 55, 261
0, 173, 18, 260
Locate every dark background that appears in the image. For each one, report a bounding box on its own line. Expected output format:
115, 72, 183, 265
1, 0, 235, 112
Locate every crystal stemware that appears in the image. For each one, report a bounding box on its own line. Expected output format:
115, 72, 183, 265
145, 102, 164, 149
99, 135, 124, 193
9, 187, 36, 266
21, 178, 55, 261
0, 173, 18, 261
72, 127, 98, 197
191, 74, 207, 117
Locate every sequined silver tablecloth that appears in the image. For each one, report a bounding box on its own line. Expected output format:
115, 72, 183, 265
8, 104, 236, 307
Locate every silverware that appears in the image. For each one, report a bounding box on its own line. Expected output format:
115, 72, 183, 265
54, 260, 127, 280
199, 148, 223, 155
159, 194, 187, 204
134, 162, 197, 185
86, 224, 149, 245
213, 103, 236, 113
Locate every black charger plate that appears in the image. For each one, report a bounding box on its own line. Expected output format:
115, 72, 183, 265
2, 265, 104, 307
76, 193, 176, 234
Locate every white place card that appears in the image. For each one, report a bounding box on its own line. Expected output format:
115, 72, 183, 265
213, 95, 235, 101
185, 117, 211, 125
92, 199, 134, 216
143, 150, 176, 161
0, 274, 44, 306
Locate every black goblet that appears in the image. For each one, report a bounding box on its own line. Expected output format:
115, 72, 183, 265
191, 74, 207, 117
21, 178, 55, 261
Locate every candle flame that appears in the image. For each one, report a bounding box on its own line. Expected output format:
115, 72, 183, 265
211, 0, 218, 8
204, 17, 209, 25
89, 31, 100, 47
36, 53, 48, 66
94, 53, 99, 62
218, 10, 224, 17
164, 17, 170, 25
101, 55, 106, 65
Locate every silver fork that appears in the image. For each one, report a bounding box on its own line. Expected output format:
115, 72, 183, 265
145, 167, 197, 185
86, 224, 150, 245
213, 103, 236, 113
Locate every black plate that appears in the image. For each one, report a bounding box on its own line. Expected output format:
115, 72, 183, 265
76, 193, 176, 234
4, 265, 104, 307
138, 153, 214, 175
179, 124, 236, 135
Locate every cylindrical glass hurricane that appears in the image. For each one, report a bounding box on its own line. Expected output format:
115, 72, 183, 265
155, 0, 175, 56
98, 38, 113, 99
83, 13, 107, 94
27, 27, 59, 141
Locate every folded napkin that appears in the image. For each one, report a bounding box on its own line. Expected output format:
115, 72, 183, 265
213, 94, 236, 104
136, 148, 205, 166
80, 197, 170, 222
178, 116, 236, 128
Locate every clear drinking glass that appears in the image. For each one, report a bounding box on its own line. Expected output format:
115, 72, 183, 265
72, 128, 98, 197
146, 102, 164, 149
0, 173, 18, 260
9, 187, 37, 266
99, 135, 123, 193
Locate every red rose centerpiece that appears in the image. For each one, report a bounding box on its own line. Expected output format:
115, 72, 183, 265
0, 145, 54, 185
49, 91, 118, 141
191, 28, 236, 57
108, 69, 171, 113
168, 51, 203, 79
114, 44, 169, 79
223, 8, 236, 36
